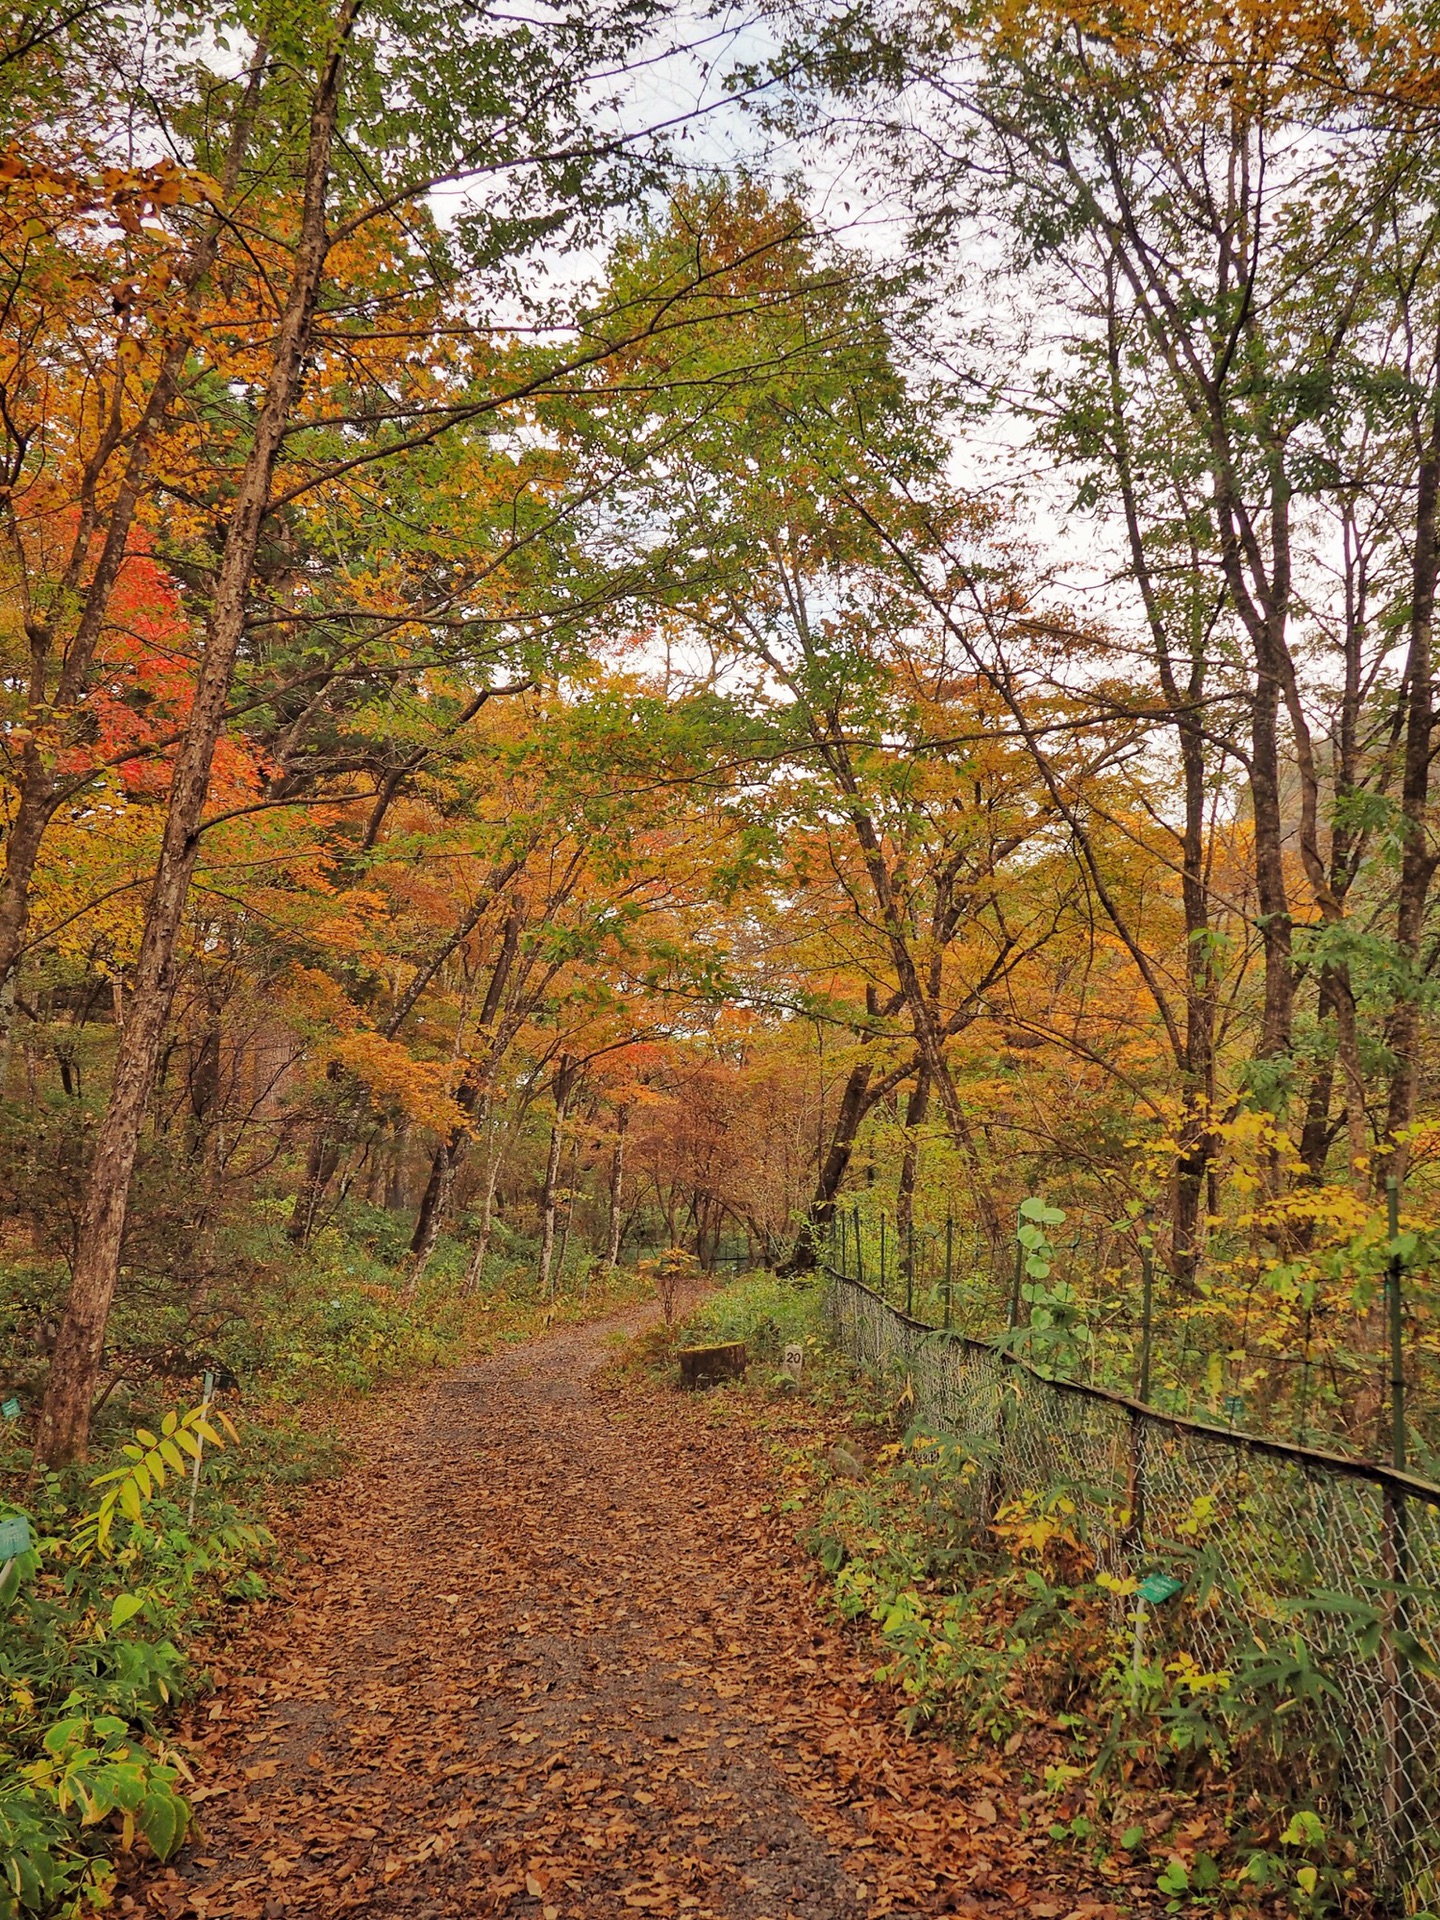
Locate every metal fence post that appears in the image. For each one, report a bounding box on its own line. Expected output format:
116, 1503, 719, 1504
853, 1204, 863, 1287
1008, 1205, 1023, 1330
1382, 1176, 1412, 1900
879, 1213, 887, 1301
906, 1220, 914, 1316
1387, 1177, 1406, 1474
1136, 1205, 1155, 1405
944, 1214, 953, 1330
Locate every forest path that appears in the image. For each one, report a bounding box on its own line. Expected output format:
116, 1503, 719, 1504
126, 1318, 1132, 1920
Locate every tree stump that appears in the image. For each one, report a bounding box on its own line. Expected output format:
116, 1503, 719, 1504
678, 1342, 746, 1388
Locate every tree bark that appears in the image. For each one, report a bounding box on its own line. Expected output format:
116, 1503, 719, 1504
405, 900, 523, 1288
896, 1065, 931, 1280
605, 1103, 629, 1269
288, 1131, 340, 1246
1380, 399, 1440, 1180
462, 1128, 504, 1297
536, 1055, 578, 1298
783, 1050, 920, 1271
33, 8, 358, 1465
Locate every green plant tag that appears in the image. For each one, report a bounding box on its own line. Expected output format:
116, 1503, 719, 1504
0, 1514, 30, 1559
1137, 1572, 1183, 1604
0, 1398, 19, 1419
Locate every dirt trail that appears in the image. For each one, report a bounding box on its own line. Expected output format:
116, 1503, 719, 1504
125, 1319, 1134, 1920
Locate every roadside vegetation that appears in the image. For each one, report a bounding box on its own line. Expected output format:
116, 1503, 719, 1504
0, 1219, 642, 1919
640, 1275, 1392, 1917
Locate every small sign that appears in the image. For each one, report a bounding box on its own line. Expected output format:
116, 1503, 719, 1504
0, 1398, 19, 1420
1136, 1572, 1183, 1605
0, 1515, 31, 1561
1222, 1394, 1245, 1423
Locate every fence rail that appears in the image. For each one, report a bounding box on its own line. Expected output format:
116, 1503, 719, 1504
824, 1268, 1440, 1910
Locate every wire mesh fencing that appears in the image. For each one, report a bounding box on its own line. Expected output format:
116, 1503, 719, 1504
825, 1269, 1440, 1911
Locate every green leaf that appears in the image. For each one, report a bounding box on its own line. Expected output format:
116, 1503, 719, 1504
110, 1593, 145, 1629
139, 1789, 189, 1860
1121, 1825, 1145, 1850
1281, 1811, 1325, 1849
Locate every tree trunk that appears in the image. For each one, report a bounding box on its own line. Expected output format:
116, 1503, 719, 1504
1382, 400, 1440, 1180
783, 1054, 919, 1270
605, 1104, 629, 1269
463, 1119, 504, 1298
536, 1056, 578, 1298
406, 902, 524, 1289
896, 1065, 930, 1280
33, 9, 357, 1466
288, 1131, 340, 1246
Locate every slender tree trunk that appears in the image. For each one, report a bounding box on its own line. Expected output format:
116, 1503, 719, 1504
552, 1134, 581, 1295
1382, 399, 1440, 1179
1240, 609, 1306, 1207
405, 1137, 456, 1289
1172, 675, 1217, 1287
384, 1123, 410, 1210
462, 1109, 504, 1298
288, 1131, 340, 1246
406, 902, 523, 1289
537, 1056, 577, 1298
784, 1054, 920, 1270
536, 1116, 565, 1297
605, 1104, 629, 1269
33, 10, 358, 1466
896, 1065, 930, 1280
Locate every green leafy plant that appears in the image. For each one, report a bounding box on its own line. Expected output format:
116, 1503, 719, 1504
1, 1409, 263, 1914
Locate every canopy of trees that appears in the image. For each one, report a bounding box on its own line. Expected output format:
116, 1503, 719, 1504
4, 0, 1440, 1472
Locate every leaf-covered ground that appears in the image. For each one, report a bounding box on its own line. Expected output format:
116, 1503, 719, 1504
122, 1320, 1149, 1920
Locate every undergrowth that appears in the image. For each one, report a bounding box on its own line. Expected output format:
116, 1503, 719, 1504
0, 1212, 648, 1918
659, 1274, 1399, 1920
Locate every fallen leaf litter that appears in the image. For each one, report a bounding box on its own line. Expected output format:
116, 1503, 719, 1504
124, 1317, 1155, 1919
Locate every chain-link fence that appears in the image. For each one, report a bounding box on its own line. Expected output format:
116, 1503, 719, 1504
826, 1269, 1440, 1910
